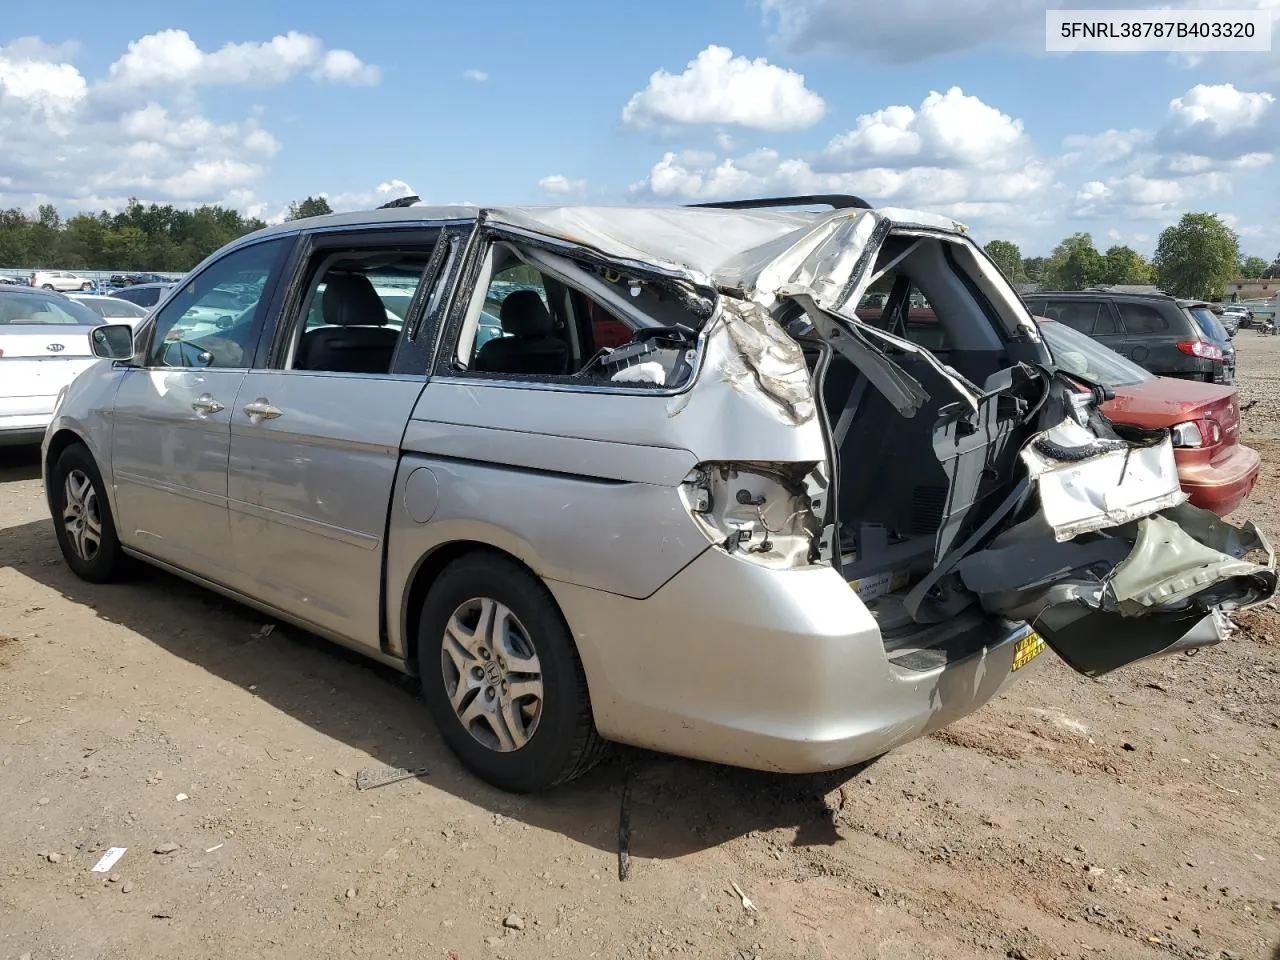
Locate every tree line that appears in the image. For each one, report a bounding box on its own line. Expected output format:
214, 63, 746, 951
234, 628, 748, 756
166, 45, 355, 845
1, 196, 1275, 300
0, 196, 334, 273
984, 212, 1280, 301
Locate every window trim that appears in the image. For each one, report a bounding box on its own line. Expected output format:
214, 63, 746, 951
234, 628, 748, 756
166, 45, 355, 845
261, 225, 453, 379
134, 235, 293, 371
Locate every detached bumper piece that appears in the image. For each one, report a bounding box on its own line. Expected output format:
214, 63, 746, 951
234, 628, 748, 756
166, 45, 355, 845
959, 432, 1277, 678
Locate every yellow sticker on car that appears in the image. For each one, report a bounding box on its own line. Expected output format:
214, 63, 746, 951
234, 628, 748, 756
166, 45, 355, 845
1011, 630, 1045, 672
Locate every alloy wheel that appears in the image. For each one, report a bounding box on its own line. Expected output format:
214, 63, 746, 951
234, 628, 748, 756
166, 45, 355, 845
62, 468, 102, 563
440, 597, 543, 752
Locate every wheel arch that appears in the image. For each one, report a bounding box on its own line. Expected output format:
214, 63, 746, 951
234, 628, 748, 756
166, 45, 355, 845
400, 540, 572, 675
43, 427, 91, 510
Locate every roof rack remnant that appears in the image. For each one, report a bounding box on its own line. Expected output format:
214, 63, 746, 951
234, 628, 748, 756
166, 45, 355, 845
687, 194, 872, 212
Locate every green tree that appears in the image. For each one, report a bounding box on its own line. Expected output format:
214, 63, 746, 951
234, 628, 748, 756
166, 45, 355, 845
1240, 255, 1269, 279
983, 240, 1025, 282
1041, 233, 1103, 290
1098, 245, 1154, 285
1022, 256, 1047, 284
285, 196, 333, 221
1268, 253, 1280, 278
1153, 213, 1239, 300
0, 198, 267, 272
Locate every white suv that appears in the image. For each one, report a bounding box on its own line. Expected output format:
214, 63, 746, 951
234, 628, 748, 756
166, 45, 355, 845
31, 270, 94, 292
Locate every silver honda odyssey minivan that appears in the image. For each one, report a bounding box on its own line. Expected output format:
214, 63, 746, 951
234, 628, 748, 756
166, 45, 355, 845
44, 196, 1276, 792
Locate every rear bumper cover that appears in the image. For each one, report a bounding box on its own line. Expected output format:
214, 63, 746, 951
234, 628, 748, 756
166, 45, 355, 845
549, 548, 1031, 774
1177, 443, 1261, 516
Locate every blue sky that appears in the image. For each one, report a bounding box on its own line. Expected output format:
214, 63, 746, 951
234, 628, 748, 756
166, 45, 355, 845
1, 0, 1278, 258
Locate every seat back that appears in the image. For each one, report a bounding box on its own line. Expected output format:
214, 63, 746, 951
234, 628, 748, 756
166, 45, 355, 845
473, 289, 569, 375
296, 273, 398, 374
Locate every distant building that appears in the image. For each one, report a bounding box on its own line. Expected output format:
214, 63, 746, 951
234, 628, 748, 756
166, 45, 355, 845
1226, 278, 1278, 300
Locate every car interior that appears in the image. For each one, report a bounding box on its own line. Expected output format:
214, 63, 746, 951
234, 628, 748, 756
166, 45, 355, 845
288, 251, 434, 375
803, 233, 1048, 655
456, 241, 699, 388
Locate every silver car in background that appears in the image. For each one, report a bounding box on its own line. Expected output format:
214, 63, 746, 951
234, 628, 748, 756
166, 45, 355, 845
42, 198, 1277, 792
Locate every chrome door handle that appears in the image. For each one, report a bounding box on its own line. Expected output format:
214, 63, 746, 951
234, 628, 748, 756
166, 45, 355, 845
243, 398, 283, 422
191, 394, 224, 415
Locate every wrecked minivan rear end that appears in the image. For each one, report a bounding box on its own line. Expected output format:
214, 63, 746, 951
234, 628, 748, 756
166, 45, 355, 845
494, 201, 1276, 774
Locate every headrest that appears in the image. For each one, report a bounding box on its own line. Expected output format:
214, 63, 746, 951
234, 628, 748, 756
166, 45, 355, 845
322, 273, 387, 327
499, 289, 553, 337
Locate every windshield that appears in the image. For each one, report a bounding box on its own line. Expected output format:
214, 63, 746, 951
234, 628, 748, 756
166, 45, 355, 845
1036, 318, 1153, 387
0, 290, 102, 326
1189, 307, 1229, 342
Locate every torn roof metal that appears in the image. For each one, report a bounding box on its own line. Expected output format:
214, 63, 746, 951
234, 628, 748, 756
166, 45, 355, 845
242, 203, 971, 300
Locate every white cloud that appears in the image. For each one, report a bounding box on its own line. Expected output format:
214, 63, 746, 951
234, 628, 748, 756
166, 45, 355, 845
622, 44, 825, 132
1071, 172, 1231, 220
320, 179, 417, 212
103, 29, 379, 90
463, 68, 489, 82
1157, 83, 1276, 158
0, 31, 380, 214
537, 175, 588, 198
630, 148, 1053, 214
1061, 129, 1153, 167
316, 49, 380, 86
819, 87, 1026, 170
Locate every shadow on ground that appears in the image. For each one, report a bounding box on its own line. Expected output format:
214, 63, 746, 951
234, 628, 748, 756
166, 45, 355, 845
0, 510, 873, 864
0, 446, 41, 483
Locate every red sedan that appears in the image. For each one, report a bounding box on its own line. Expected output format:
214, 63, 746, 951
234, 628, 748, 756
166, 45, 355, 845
1036, 316, 1260, 516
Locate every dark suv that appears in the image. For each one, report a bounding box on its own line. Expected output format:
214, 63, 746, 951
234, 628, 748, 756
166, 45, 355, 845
1023, 291, 1231, 384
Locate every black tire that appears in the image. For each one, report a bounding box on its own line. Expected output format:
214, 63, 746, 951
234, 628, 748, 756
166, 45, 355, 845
418, 552, 605, 792
41, 284, 55, 290
80, 282, 92, 291
49, 443, 130, 583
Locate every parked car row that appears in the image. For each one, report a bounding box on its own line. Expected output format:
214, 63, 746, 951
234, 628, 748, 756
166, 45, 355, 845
34, 198, 1276, 795
1023, 290, 1235, 385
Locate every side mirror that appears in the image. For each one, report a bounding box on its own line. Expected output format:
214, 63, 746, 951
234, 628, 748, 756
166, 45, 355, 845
89, 323, 136, 361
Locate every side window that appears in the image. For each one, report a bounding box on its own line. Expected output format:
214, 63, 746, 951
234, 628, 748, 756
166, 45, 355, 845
281, 244, 439, 375
1092, 304, 1118, 336
147, 239, 284, 369
462, 254, 586, 378
859, 273, 953, 350
1116, 302, 1169, 334
1045, 301, 1100, 335
472, 264, 555, 365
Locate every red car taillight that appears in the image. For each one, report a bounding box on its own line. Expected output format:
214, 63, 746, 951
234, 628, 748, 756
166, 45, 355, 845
1175, 340, 1222, 361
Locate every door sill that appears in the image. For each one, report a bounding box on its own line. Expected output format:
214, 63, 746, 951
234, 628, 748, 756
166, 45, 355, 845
120, 547, 413, 675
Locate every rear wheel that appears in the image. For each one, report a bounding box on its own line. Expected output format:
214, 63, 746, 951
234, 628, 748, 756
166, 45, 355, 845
41, 283, 54, 290
80, 282, 92, 291
49, 443, 129, 583
417, 552, 604, 792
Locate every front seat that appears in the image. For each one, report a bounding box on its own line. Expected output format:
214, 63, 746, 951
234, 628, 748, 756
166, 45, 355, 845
295, 273, 399, 374
473, 289, 569, 375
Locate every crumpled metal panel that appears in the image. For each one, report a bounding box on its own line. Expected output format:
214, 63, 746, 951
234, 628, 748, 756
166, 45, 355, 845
1106, 505, 1276, 615
1021, 419, 1187, 541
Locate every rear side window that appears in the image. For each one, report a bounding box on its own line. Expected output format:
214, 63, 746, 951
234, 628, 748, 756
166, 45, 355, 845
1038, 300, 1102, 335
1116, 302, 1170, 334
0, 291, 100, 325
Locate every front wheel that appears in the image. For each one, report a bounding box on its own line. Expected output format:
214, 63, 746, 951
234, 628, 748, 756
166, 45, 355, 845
80, 282, 92, 291
417, 552, 605, 792
41, 283, 55, 290
49, 443, 130, 583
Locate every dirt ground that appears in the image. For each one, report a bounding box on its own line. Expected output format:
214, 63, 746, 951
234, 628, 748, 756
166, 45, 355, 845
2, 337, 1279, 960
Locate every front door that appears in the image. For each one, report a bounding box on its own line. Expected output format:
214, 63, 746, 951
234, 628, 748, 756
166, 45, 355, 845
225, 226, 464, 649
110, 238, 291, 582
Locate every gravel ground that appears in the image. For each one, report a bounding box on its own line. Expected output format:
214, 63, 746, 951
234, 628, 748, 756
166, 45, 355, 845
1, 339, 1278, 960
